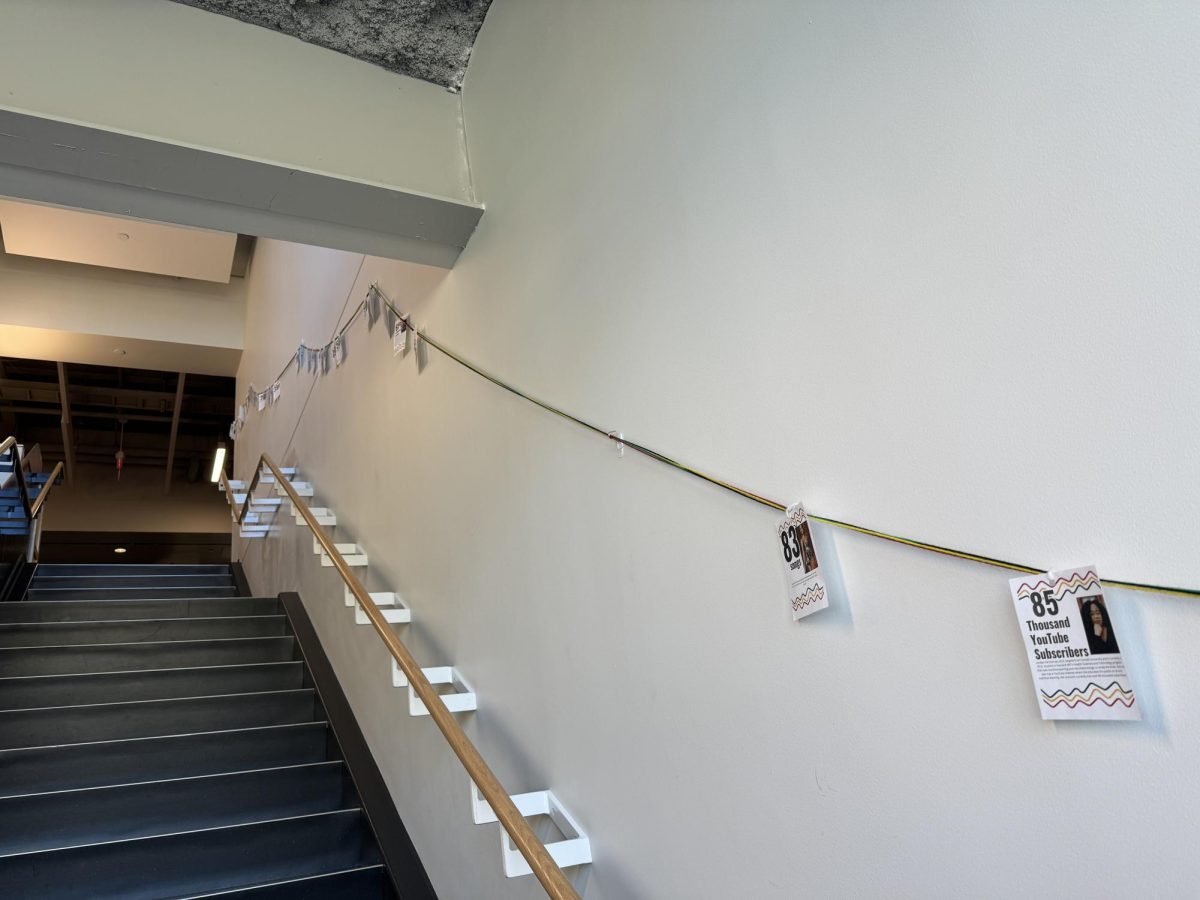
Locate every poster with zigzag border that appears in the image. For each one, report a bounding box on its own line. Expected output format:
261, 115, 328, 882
1009, 565, 1139, 721
778, 502, 829, 621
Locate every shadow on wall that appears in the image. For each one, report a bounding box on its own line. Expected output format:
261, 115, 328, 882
43, 463, 233, 535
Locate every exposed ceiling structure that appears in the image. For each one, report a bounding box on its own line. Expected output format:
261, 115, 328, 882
0, 356, 234, 488
169, 0, 494, 91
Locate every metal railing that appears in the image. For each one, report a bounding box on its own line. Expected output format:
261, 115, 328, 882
1, 436, 63, 551
222, 454, 581, 900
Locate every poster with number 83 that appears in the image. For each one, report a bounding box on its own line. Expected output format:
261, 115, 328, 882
778, 503, 828, 620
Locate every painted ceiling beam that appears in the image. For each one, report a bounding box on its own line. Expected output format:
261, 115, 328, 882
0, 0, 481, 268
0, 110, 482, 269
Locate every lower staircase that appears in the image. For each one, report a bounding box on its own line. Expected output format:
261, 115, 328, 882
0, 563, 410, 899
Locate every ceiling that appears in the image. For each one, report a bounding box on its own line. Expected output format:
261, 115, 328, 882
0, 199, 238, 283
169, 0, 494, 90
0, 196, 249, 377
0, 356, 234, 481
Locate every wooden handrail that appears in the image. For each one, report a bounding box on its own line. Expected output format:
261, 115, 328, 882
28, 462, 63, 519
224, 455, 581, 900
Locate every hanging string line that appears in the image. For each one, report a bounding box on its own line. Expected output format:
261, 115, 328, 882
244, 298, 373, 401
255, 283, 1200, 600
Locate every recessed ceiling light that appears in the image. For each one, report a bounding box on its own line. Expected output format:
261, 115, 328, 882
116, 232, 130, 241
114, 547, 127, 554
112, 348, 127, 356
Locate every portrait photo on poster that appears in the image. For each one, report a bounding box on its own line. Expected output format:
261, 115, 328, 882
1078, 595, 1120, 655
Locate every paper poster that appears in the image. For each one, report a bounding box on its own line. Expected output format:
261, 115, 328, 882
366, 286, 381, 328
393, 319, 408, 355
1009, 566, 1139, 720
255, 391, 266, 412
778, 503, 828, 620
270, 381, 281, 404
332, 335, 345, 367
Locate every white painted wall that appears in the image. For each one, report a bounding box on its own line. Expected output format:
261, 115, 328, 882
0, 251, 244, 374
235, 3, 1200, 898
0, 0, 471, 201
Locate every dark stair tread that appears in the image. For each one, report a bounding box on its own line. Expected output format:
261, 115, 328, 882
0, 661, 306, 711
26, 587, 242, 601
0, 616, 290, 648
1, 564, 406, 897
0, 636, 297, 676
0, 722, 333, 796
0, 688, 319, 750
33, 565, 233, 577
0, 761, 352, 855
176, 866, 394, 899
30, 577, 237, 592
0, 809, 379, 900
0, 596, 281, 623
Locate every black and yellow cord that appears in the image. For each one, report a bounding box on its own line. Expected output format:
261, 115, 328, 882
283, 285, 1198, 601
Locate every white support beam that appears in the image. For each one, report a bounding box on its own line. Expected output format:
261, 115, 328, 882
0, 110, 482, 269
0, 0, 482, 268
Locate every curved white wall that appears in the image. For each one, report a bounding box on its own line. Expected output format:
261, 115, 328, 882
236, 3, 1200, 897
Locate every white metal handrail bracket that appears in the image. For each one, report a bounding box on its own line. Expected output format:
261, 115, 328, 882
219, 455, 585, 899
471, 782, 593, 878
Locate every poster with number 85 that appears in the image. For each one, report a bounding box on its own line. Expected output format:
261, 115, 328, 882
1008, 565, 1139, 721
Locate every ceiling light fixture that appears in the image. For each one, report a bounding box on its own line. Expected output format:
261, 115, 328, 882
210, 442, 226, 484
114, 547, 127, 554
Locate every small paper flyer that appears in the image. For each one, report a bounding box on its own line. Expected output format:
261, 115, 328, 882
778, 503, 828, 620
1008, 565, 1139, 721
393, 319, 407, 356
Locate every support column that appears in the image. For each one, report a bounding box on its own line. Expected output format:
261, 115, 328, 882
164, 372, 185, 494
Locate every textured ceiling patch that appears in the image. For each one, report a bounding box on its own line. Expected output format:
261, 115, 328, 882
170, 0, 493, 91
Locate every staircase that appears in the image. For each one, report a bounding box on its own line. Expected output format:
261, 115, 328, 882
0, 563, 404, 899
0, 467, 52, 539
